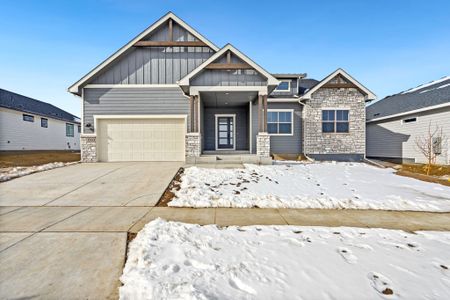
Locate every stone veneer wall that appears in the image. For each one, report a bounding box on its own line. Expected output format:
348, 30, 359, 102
303, 87, 366, 156
185, 133, 201, 158
256, 133, 271, 157
81, 136, 97, 162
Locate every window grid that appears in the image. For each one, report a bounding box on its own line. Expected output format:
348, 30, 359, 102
267, 110, 293, 135
322, 110, 349, 133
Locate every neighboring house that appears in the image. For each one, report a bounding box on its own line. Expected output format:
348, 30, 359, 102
366, 76, 450, 165
68, 12, 375, 163
0, 89, 81, 151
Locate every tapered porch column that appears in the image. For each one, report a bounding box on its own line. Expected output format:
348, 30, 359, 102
256, 93, 270, 159
263, 94, 268, 132
190, 95, 195, 132
258, 94, 263, 132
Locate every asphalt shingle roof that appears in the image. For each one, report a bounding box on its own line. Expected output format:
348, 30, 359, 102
366, 76, 450, 121
0, 88, 80, 123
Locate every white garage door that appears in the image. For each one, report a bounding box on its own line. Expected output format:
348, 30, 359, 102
97, 117, 186, 162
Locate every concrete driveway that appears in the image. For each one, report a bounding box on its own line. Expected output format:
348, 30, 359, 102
0, 162, 182, 300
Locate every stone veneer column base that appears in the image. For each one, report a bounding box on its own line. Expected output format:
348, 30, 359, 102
256, 132, 271, 157
185, 133, 201, 161
81, 135, 97, 162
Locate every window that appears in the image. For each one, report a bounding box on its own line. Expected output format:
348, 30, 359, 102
402, 117, 417, 124
66, 123, 74, 137
322, 110, 349, 133
433, 137, 442, 155
78, 125, 81, 133
267, 110, 293, 135
275, 80, 291, 91
23, 114, 34, 122
41, 118, 48, 128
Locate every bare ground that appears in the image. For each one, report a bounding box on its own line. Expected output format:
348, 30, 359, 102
0, 151, 80, 168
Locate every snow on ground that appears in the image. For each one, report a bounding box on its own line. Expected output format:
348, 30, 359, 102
169, 162, 450, 212
120, 219, 450, 300
0, 162, 78, 182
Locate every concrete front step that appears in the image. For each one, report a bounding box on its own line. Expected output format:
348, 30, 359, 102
188, 155, 272, 165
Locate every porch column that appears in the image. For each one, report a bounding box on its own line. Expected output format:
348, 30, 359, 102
258, 94, 263, 132
190, 95, 195, 132
263, 94, 268, 132
193, 95, 199, 132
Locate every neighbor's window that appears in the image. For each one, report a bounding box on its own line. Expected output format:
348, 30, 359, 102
433, 137, 442, 155
267, 110, 293, 135
66, 123, 74, 137
23, 114, 34, 122
275, 80, 291, 91
402, 117, 417, 124
322, 110, 349, 133
78, 125, 81, 133
41, 118, 48, 128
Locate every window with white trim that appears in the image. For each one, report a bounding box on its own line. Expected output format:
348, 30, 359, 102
267, 110, 293, 135
41, 118, 48, 128
23, 114, 34, 122
322, 109, 349, 133
275, 80, 291, 92
66, 123, 74, 137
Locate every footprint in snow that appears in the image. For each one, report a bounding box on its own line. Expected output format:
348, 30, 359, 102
229, 276, 257, 295
337, 247, 358, 264
367, 272, 395, 297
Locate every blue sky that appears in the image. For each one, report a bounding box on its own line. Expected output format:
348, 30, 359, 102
1, 0, 449, 116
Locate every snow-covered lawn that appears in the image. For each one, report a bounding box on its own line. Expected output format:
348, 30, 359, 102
120, 219, 450, 299
170, 162, 450, 212
0, 162, 78, 182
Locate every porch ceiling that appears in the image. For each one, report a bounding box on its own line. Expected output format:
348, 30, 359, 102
201, 91, 257, 108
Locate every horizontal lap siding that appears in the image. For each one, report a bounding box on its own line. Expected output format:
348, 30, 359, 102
251, 102, 302, 154
83, 88, 189, 133
366, 107, 450, 164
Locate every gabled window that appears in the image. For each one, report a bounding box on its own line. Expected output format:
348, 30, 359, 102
41, 118, 48, 128
267, 109, 293, 135
23, 114, 34, 122
66, 123, 74, 137
322, 109, 349, 133
275, 80, 291, 92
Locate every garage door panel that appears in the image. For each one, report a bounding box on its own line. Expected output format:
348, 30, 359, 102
97, 118, 186, 162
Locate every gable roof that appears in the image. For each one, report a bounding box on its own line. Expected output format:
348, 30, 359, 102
299, 68, 376, 101
366, 76, 450, 122
68, 12, 219, 96
0, 88, 80, 123
178, 44, 280, 88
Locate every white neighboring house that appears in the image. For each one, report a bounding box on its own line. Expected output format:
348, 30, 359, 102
366, 76, 450, 165
0, 88, 81, 151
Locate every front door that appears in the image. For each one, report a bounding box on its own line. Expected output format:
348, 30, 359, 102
216, 115, 235, 150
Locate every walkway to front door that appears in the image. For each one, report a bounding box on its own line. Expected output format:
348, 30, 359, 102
215, 114, 235, 150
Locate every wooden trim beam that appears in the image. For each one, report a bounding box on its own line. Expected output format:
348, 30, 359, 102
204, 63, 253, 70
134, 41, 208, 47
263, 95, 268, 132
322, 83, 358, 88
258, 95, 262, 132
168, 19, 173, 41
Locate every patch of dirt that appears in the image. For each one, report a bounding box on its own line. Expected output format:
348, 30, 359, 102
396, 170, 450, 187
156, 168, 184, 207
400, 164, 450, 177
0, 150, 80, 168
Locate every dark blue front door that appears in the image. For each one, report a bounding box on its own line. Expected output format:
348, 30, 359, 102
217, 116, 234, 149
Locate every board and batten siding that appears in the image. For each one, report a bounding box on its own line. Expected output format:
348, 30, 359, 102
366, 107, 450, 164
83, 87, 189, 133
91, 47, 214, 85
202, 107, 249, 151
0, 107, 80, 150
251, 102, 303, 154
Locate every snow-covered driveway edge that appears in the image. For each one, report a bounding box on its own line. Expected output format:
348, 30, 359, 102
120, 218, 450, 300
0, 161, 80, 182
169, 162, 450, 212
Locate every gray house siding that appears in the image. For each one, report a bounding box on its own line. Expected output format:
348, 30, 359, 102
191, 69, 267, 86
91, 47, 215, 85
83, 87, 189, 133
143, 21, 200, 42
203, 107, 249, 151
251, 102, 302, 154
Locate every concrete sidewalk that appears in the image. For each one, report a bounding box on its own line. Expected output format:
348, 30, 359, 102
1, 206, 450, 299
